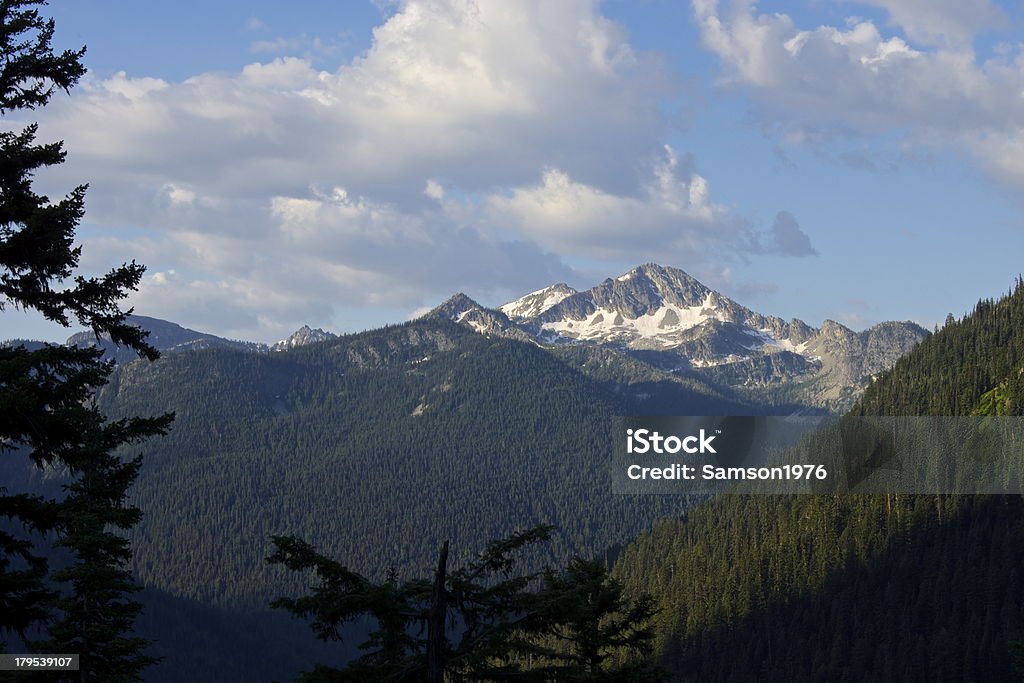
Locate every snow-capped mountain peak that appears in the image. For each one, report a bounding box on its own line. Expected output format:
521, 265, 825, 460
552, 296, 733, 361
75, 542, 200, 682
533, 264, 742, 341
499, 283, 577, 320
435, 263, 928, 410
538, 291, 730, 348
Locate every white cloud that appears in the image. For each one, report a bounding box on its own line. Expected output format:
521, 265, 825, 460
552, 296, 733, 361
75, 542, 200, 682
485, 146, 813, 262
6, 0, 809, 339
103, 184, 577, 341
692, 0, 1024, 184
858, 0, 1005, 47
35, 0, 671, 204
13, 0, 671, 337
424, 180, 445, 201
163, 183, 196, 205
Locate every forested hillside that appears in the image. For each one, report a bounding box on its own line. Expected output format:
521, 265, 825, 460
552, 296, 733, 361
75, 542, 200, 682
105, 317, 742, 607
614, 278, 1024, 681
856, 279, 1024, 417
49, 316, 750, 680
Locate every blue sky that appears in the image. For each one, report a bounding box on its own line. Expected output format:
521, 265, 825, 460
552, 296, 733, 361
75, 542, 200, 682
6, 0, 1024, 342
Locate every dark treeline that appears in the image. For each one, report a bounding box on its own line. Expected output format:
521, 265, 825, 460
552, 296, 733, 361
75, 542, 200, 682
614, 278, 1024, 681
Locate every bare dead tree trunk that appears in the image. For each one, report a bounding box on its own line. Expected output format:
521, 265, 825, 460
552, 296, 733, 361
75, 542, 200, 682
427, 540, 449, 683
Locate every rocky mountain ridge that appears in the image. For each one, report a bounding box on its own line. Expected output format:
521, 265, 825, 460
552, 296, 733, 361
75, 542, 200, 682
474, 263, 927, 410
48, 264, 927, 412
271, 325, 337, 352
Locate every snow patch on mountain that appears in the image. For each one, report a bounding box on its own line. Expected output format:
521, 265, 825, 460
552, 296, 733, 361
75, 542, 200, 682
745, 329, 809, 355
457, 309, 493, 335
500, 284, 577, 320
437, 263, 928, 411
690, 354, 747, 368
540, 294, 730, 348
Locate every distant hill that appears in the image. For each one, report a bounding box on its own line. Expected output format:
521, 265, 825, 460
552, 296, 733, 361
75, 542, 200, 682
0, 338, 48, 351
66, 314, 265, 363
270, 324, 336, 352
65, 315, 340, 364
104, 317, 750, 606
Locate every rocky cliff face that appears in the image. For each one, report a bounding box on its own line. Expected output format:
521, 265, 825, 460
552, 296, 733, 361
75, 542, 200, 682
427, 293, 535, 343
272, 325, 337, 351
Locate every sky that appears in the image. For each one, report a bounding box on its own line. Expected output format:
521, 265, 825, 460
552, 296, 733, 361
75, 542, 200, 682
5, 0, 1024, 343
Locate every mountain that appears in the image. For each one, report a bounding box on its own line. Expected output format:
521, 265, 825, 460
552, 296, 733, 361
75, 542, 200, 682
67, 314, 265, 363
613, 278, 1024, 681
51, 264, 925, 411
486, 263, 927, 411
271, 324, 337, 351
68, 317, 341, 359
499, 283, 577, 320
58, 314, 754, 681
2, 268, 937, 679
426, 292, 534, 342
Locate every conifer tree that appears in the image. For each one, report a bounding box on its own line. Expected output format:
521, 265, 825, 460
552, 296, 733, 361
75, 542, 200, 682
268, 526, 555, 681
269, 527, 665, 682
527, 558, 666, 682
0, 1, 172, 677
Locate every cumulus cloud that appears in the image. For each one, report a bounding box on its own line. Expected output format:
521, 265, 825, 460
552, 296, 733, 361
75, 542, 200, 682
485, 145, 814, 263
5, 0, 810, 340
858, 0, 1005, 47
5, 0, 673, 338
112, 185, 576, 341
692, 0, 1024, 184
486, 146, 742, 258
34, 0, 672, 203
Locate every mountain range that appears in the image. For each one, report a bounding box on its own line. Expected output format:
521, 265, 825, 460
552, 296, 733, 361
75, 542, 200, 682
42, 263, 928, 412
0, 263, 979, 682
84, 314, 728, 681
61, 316, 337, 361
432, 263, 928, 411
